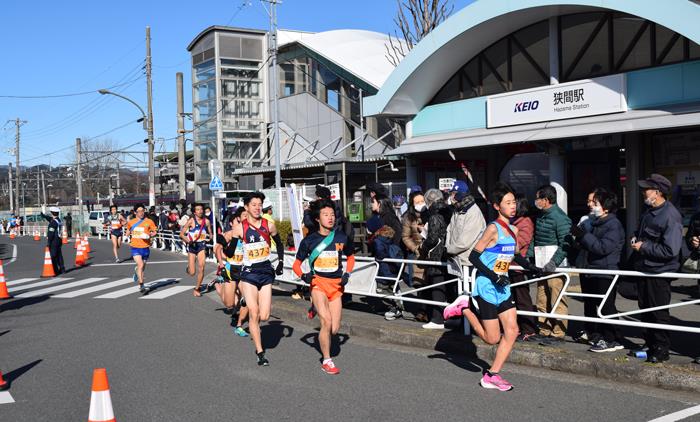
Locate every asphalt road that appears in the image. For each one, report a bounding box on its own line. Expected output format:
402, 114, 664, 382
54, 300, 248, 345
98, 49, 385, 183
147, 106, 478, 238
1, 236, 699, 421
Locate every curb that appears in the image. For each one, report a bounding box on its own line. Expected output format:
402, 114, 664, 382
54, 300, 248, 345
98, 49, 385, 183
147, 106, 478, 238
270, 296, 700, 394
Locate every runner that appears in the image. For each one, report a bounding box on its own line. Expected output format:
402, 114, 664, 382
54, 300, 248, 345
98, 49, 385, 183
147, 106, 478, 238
124, 204, 158, 294
180, 203, 212, 297
214, 206, 249, 337
293, 199, 354, 375
236, 192, 284, 366
103, 205, 126, 263
443, 183, 540, 392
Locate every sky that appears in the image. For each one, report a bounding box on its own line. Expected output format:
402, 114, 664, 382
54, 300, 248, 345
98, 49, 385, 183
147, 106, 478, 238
0, 0, 474, 169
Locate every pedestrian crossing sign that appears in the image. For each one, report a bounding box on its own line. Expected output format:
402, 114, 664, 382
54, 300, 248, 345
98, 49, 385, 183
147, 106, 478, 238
209, 176, 224, 191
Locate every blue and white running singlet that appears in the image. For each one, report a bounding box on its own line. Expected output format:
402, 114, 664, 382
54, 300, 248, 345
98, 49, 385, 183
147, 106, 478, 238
472, 222, 516, 306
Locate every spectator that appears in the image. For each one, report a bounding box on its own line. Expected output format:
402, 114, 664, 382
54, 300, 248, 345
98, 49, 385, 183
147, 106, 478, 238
168, 209, 181, 250
303, 185, 353, 238
366, 182, 387, 199
509, 194, 541, 342
286, 234, 296, 251
683, 211, 700, 297
417, 188, 452, 330
366, 215, 400, 290
446, 180, 486, 271
371, 194, 402, 247
402, 191, 426, 288
528, 184, 572, 344
64, 212, 73, 238
571, 188, 626, 352
159, 208, 170, 250
630, 174, 682, 363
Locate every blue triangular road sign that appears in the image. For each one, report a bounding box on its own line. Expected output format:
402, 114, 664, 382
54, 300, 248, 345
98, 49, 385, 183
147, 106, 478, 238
209, 176, 224, 191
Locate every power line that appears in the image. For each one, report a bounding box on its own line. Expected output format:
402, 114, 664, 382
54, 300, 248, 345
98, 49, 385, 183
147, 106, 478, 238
0, 76, 145, 99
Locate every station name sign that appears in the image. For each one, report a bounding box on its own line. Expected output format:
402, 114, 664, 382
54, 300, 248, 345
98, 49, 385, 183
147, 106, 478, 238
486, 74, 627, 128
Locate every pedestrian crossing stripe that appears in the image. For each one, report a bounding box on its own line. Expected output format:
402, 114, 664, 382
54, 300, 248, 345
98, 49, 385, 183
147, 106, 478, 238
6, 277, 187, 300
5, 277, 39, 287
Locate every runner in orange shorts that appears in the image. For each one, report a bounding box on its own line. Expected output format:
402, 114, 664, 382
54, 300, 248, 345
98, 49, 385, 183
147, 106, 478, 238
293, 199, 355, 375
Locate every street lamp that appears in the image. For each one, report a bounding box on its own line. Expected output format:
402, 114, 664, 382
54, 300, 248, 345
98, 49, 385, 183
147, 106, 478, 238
98, 89, 155, 207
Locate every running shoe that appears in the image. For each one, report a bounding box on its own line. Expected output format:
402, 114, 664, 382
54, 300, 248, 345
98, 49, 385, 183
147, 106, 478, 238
421, 322, 445, 330
516, 332, 544, 343
139, 284, 147, 294
257, 351, 269, 366
480, 373, 513, 391
234, 326, 249, 337
307, 304, 317, 320
572, 330, 590, 344
115, 258, 120, 264
384, 307, 402, 321
205, 279, 217, 292
589, 339, 624, 353
239, 297, 246, 307
443, 295, 470, 320
321, 360, 340, 375
291, 290, 303, 300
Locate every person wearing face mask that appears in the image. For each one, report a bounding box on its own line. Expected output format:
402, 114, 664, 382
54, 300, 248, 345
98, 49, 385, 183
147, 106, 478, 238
629, 174, 682, 363
446, 180, 486, 272
401, 190, 426, 288
570, 188, 625, 352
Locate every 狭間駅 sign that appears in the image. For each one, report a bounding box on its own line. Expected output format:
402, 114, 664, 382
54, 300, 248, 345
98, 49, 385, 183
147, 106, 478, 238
486, 74, 627, 128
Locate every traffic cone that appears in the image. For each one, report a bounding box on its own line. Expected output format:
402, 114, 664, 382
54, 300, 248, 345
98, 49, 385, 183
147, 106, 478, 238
0, 260, 12, 300
0, 371, 8, 391
9, 231, 15, 240
62, 230, 68, 245
74, 232, 80, 249
87, 368, 116, 422
33, 230, 40, 241
84, 234, 91, 255
75, 242, 86, 267
41, 247, 56, 278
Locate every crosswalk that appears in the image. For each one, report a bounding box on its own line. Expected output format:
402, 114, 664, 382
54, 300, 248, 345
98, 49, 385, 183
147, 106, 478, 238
5, 276, 186, 300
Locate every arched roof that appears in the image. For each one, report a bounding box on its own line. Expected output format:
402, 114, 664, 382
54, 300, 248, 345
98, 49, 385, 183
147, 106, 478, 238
364, 0, 700, 116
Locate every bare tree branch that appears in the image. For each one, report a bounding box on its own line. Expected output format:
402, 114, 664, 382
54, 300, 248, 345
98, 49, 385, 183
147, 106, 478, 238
386, 0, 454, 66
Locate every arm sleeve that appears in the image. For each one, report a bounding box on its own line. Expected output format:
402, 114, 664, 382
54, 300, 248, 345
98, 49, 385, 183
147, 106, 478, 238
513, 254, 536, 271
272, 233, 284, 259
579, 228, 623, 256
345, 255, 355, 273
552, 216, 572, 265
401, 218, 419, 253
421, 215, 441, 251
640, 218, 683, 260
292, 259, 304, 277
516, 219, 534, 257
468, 249, 498, 283
446, 212, 482, 256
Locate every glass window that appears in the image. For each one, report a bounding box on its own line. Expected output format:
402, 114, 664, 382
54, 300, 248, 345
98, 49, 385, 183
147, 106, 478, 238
561, 12, 610, 81
327, 89, 340, 111
613, 14, 652, 72
655, 24, 684, 65
511, 21, 549, 91
481, 39, 509, 95
224, 141, 262, 160
222, 80, 261, 99
193, 100, 216, 125
194, 60, 215, 82
195, 142, 217, 162
221, 67, 260, 80
193, 80, 216, 103
691, 39, 700, 59
196, 163, 211, 180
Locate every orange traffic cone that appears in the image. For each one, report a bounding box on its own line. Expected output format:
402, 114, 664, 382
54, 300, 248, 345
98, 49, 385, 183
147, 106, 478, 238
9, 231, 15, 240
0, 260, 12, 300
75, 242, 86, 267
88, 368, 116, 422
41, 247, 56, 278
84, 234, 91, 255
62, 230, 68, 245
74, 232, 81, 249
33, 230, 40, 241
0, 370, 8, 391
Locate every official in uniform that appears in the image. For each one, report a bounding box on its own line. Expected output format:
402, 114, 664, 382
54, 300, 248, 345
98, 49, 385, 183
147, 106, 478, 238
42, 207, 65, 274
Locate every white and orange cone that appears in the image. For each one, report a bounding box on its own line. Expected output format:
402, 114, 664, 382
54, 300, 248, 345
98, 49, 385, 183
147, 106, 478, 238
33, 230, 40, 241
74, 232, 80, 249
0, 370, 8, 391
75, 242, 86, 267
84, 234, 91, 255
88, 368, 116, 422
62, 229, 68, 245
0, 260, 12, 300
41, 247, 56, 278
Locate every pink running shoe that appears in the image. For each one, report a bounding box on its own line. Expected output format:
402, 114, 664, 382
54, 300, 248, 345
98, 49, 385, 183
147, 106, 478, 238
480, 373, 513, 392
443, 295, 470, 320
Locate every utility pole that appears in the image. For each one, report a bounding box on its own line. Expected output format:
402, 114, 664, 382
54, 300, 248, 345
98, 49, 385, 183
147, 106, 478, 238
146, 26, 156, 207
268, 0, 282, 189
41, 170, 46, 205
8, 163, 13, 212
7, 118, 27, 212
116, 162, 121, 195
76, 138, 83, 216
176, 72, 186, 201
36, 167, 40, 206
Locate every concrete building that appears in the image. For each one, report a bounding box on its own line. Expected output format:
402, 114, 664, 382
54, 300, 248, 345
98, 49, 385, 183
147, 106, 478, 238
366, 0, 700, 233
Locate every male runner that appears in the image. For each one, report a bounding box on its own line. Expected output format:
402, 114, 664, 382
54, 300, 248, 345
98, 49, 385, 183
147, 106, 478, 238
443, 183, 539, 392
234, 192, 284, 366
180, 203, 212, 297
124, 204, 158, 294
104, 205, 126, 263
293, 199, 354, 375
214, 206, 249, 337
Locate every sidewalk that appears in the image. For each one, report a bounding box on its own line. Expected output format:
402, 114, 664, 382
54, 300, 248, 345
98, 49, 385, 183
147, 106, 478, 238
269, 289, 700, 394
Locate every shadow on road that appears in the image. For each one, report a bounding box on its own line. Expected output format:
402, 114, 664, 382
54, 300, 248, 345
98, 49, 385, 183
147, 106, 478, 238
261, 320, 294, 350
3, 359, 42, 389
0, 330, 10, 337
300, 331, 349, 361
0, 296, 50, 313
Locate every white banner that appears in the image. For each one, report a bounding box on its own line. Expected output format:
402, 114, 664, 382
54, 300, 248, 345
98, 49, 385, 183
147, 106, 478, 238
487, 74, 627, 128
328, 183, 341, 201
439, 178, 455, 191
286, 184, 304, 250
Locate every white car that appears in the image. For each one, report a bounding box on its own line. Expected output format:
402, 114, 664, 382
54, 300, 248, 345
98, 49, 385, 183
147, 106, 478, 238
88, 211, 110, 235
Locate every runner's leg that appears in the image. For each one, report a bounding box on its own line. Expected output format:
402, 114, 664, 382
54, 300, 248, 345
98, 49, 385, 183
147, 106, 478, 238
187, 251, 196, 276
312, 289, 332, 360
195, 249, 206, 290
111, 235, 119, 260
221, 281, 236, 309
133, 255, 145, 286
490, 308, 518, 373
240, 282, 263, 353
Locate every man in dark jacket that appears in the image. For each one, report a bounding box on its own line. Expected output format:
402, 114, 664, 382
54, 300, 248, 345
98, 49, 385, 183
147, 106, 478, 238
303, 185, 353, 239
64, 212, 73, 238
631, 173, 683, 363
528, 185, 572, 341
42, 207, 65, 274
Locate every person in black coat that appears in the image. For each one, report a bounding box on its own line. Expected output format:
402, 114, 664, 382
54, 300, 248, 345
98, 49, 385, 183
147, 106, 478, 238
64, 212, 73, 238
42, 207, 65, 274
303, 185, 353, 240
571, 188, 625, 352
371, 194, 402, 247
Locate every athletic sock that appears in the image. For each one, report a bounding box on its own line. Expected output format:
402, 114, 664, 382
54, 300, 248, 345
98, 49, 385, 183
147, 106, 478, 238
486, 370, 498, 377
322, 358, 332, 365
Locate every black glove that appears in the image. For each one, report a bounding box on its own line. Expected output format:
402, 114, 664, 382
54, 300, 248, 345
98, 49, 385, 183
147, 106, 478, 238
341, 272, 350, 287
530, 266, 544, 278
543, 260, 557, 273
275, 260, 284, 275
570, 224, 585, 238
301, 272, 313, 284
496, 275, 510, 287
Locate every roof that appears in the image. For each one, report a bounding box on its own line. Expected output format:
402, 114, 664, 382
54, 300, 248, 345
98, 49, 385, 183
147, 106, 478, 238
364, 0, 700, 116
187, 26, 266, 51
279, 29, 400, 90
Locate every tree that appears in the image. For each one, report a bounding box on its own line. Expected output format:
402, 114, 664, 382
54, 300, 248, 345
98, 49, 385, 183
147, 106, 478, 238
385, 0, 454, 66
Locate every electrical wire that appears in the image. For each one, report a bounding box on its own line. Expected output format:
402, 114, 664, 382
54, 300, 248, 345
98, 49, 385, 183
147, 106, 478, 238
0, 77, 146, 99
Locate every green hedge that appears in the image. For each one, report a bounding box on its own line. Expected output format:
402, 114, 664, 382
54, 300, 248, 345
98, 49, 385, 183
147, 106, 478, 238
275, 220, 293, 248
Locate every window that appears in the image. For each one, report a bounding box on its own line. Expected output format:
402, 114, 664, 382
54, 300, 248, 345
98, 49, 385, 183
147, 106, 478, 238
224, 141, 262, 160
194, 60, 215, 82
195, 142, 217, 162
193, 80, 216, 103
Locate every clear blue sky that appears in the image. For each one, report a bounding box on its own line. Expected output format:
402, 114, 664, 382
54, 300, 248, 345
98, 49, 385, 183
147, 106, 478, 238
0, 0, 473, 168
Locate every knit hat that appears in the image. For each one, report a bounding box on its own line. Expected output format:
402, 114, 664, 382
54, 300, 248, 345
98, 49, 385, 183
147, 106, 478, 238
366, 215, 383, 234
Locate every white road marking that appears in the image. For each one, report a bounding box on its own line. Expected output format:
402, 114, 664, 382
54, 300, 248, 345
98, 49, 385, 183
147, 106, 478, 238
0, 391, 15, 404
94, 278, 179, 299
7, 278, 72, 293
3, 244, 18, 266
648, 404, 700, 422
5, 278, 39, 287
90, 260, 188, 267
15, 278, 106, 298
52, 278, 134, 298
139, 285, 192, 299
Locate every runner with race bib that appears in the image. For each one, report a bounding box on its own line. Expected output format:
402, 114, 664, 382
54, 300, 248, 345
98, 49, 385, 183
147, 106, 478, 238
180, 203, 212, 297
443, 183, 541, 392
125, 204, 158, 294
104, 205, 127, 263
293, 199, 354, 375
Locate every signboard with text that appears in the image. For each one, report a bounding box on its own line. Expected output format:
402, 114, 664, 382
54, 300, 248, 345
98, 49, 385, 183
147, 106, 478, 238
486, 74, 627, 128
